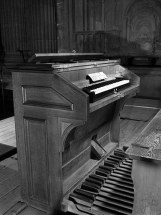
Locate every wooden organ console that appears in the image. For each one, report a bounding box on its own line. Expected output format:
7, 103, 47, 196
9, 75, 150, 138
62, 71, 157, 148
11, 54, 140, 214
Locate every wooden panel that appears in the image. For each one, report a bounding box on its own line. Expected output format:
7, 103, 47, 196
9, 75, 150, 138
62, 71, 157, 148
62, 105, 114, 179
23, 118, 50, 204
126, 98, 161, 109
22, 86, 73, 110
120, 105, 159, 121
129, 67, 161, 100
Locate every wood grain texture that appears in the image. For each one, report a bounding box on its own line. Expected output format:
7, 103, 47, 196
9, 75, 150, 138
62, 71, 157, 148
132, 160, 161, 215
120, 120, 149, 147
0, 156, 20, 215
0, 117, 16, 147
126, 109, 161, 161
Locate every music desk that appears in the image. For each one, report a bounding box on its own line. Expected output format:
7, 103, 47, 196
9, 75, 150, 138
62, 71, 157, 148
126, 109, 161, 215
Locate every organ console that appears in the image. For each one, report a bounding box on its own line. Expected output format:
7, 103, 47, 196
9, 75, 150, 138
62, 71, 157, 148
11, 53, 140, 214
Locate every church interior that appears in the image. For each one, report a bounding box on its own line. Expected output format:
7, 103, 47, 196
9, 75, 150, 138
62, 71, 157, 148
1, 0, 161, 214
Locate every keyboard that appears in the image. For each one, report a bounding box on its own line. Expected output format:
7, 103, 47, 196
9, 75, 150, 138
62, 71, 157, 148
82, 78, 130, 103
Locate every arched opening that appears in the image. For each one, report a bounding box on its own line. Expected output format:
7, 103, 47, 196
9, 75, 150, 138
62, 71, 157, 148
124, 0, 161, 55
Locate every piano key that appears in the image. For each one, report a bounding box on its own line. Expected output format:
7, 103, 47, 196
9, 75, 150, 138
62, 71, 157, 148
106, 158, 120, 166
124, 158, 133, 164
120, 163, 132, 170
106, 157, 121, 165
105, 179, 134, 191
97, 168, 111, 176
93, 199, 132, 215
69, 193, 93, 207
125, 159, 132, 163
99, 190, 134, 204
81, 183, 99, 194
110, 173, 133, 183
76, 204, 98, 215
114, 151, 126, 158
96, 196, 133, 211
91, 205, 126, 215
86, 177, 103, 187
101, 187, 134, 199
104, 161, 118, 168
85, 77, 119, 90
103, 183, 134, 197
100, 164, 113, 171
98, 165, 112, 173
115, 148, 125, 153
113, 169, 132, 178
97, 194, 133, 209
69, 193, 93, 204
117, 166, 132, 175
95, 170, 109, 178
91, 80, 130, 95
74, 188, 95, 201
89, 174, 106, 183
108, 175, 133, 186
122, 160, 133, 167
82, 181, 101, 190
109, 154, 125, 161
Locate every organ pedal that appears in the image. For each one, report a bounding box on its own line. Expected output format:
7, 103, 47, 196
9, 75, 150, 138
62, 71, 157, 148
67, 148, 134, 215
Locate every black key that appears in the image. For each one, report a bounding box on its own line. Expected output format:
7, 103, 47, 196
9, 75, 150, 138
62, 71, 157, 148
95, 170, 109, 178
114, 151, 126, 158
104, 161, 117, 168
74, 188, 95, 201
107, 157, 120, 165
81, 183, 99, 194
99, 165, 113, 172
86, 177, 103, 187
110, 154, 124, 161
69, 192, 93, 204
82, 181, 101, 190
89, 174, 105, 183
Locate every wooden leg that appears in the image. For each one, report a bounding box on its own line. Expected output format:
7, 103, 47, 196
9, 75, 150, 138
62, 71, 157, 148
110, 94, 134, 145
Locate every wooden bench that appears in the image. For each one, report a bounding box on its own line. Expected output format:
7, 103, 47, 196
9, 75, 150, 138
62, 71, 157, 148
125, 109, 161, 215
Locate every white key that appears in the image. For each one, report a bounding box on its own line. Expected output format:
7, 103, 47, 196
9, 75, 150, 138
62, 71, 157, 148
91, 80, 130, 95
